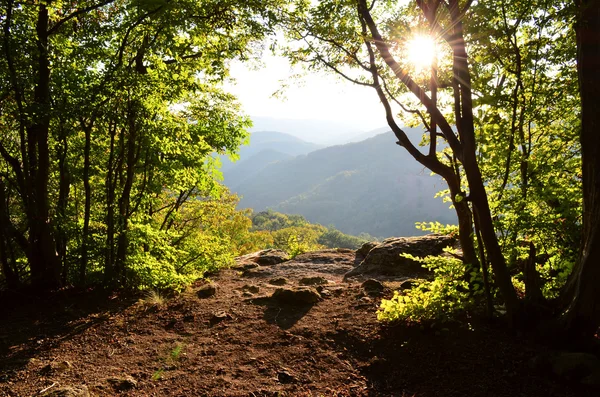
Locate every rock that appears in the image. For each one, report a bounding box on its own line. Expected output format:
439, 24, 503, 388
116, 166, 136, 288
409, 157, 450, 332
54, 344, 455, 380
41, 360, 73, 375
242, 284, 260, 294
232, 262, 259, 271
356, 241, 378, 261
210, 311, 232, 326
399, 279, 416, 290
361, 279, 385, 296
268, 277, 288, 286
277, 369, 296, 383
107, 375, 137, 390
345, 234, 455, 279
299, 276, 329, 286
197, 283, 216, 298
235, 249, 289, 267
582, 369, 600, 387
43, 385, 89, 397
292, 250, 355, 265
551, 352, 600, 380
272, 287, 321, 305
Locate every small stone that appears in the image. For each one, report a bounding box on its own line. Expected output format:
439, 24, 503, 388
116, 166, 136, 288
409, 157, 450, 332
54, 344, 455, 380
551, 352, 600, 380
210, 311, 232, 326
359, 296, 373, 304
41, 360, 73, 375
361, 279, 385, 296
299, 276, 328, 286
272, 287, 321, 305
43, 385, 90, 397
399, 279, 416, 290
582, 369, 600, 387
197, 283, 216, 298
107, 375, 137, 391
277, 369, 296, 384
268, 277, 288, 286
242, 284, 260, 294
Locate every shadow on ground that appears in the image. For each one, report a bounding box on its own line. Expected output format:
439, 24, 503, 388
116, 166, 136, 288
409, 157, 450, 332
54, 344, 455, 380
0, 288, 138, 375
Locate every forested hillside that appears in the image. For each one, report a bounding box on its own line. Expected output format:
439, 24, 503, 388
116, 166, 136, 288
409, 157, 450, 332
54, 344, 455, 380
225, 130, 455, 237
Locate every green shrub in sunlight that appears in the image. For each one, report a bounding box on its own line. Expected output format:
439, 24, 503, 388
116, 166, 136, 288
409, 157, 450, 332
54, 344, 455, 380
415, 221, 458, 236
271, 226, 325, 257
124, 190, 272, 290
378, 252, 479, 323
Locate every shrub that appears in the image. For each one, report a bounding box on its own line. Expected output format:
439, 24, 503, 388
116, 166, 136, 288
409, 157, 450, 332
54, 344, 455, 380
378, 252, 480, 323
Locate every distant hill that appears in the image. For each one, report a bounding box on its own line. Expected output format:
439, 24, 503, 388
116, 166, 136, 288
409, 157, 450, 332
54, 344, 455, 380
223, 128, 456, 238
220, 130, 322, 174
250, 117, 367, 145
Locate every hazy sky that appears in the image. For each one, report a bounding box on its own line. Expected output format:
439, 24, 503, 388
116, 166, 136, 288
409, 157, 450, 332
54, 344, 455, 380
225, 52, 386, 133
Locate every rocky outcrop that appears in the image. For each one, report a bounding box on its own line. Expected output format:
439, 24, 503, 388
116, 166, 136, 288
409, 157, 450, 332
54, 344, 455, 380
234, 249, 289, 268
345, 234, 455, 279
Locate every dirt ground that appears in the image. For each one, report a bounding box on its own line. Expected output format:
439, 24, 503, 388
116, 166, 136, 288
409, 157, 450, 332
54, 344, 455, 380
0, 250, 596, 396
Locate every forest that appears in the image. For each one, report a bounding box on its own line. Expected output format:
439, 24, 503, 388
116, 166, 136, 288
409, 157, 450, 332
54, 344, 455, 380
1, 0, 600, 395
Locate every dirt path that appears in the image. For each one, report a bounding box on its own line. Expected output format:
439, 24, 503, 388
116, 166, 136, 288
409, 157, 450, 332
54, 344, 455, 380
0, 250, 595, 396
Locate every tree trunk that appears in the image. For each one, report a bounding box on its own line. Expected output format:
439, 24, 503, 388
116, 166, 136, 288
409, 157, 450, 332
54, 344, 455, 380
561, 0, 600, 338
114, 101, 139, 285
446, 2, 520, 316
27, 4, 60, 289
80, 122, 92, 284
104, 122, 118, 283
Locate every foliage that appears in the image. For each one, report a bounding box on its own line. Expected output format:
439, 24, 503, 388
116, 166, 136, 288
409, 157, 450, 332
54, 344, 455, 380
282, 0, 582, 320
317, 228, 370, 249
251, 210, 374, 255
378, 253, 479, 323
0, 0, 288, 290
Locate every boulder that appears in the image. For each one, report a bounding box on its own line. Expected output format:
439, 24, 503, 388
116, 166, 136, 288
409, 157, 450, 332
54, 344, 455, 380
345, 234, 455, 279
235, 249, 289, 267
356, 241, 378, 261
272, 287, 321, 305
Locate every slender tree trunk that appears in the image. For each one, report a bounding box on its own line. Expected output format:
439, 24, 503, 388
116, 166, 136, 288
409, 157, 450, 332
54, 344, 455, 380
104, 122, 118, 283
114, 101, 139, 284
446, 2, 520, 316
0, 185, 20, 289
57, 129, 70, 285
80, 122, 92, 284
27, 4, 60, 289
562, 0, 600, 338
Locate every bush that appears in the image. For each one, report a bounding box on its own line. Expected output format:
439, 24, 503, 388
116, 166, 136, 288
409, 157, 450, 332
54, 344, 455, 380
378, 252, 480, 323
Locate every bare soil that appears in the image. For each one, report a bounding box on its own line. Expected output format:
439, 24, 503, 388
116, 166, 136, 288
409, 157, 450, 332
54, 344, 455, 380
0, 251, 595, 396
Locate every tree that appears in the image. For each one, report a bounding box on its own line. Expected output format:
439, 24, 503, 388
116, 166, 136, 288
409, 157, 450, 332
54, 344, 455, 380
561, 0, 600, 338
0, 0, 286, 290
284, 0, 600, 336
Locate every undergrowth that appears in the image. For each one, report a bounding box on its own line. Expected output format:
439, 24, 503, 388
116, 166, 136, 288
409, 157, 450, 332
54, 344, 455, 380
378, 251, 481, 324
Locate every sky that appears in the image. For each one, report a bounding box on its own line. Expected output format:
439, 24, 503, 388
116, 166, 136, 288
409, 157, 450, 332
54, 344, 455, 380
224, 52, 387, 142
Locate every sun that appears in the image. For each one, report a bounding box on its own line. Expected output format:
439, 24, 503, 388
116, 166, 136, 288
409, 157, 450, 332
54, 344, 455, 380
406, 35, 436, 71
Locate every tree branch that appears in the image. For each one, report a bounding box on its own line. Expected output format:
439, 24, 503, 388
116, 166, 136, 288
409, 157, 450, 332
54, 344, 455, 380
48, 0, 117, 36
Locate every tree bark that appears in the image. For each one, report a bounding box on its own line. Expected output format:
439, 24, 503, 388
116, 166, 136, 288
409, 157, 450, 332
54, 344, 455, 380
562, 0, 600, 338
80, 121, 92, 284
27, 4, 60, 289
